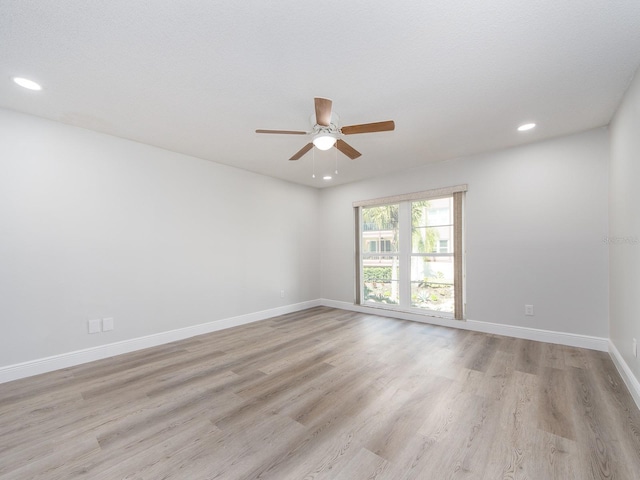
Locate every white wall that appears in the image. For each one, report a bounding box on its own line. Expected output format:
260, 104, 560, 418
0, 109, 321, 367
609, 68, 640, 385
0, 107, 614, 372
320, 128, 610, 338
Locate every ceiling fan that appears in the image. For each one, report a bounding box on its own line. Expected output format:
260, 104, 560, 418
256, 97, 395, 161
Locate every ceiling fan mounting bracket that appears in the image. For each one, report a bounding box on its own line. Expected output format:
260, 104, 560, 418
312, 123, 341, 136
309, 112, 341, 136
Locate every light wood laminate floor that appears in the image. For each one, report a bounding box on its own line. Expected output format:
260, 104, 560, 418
1, 307, 639, 479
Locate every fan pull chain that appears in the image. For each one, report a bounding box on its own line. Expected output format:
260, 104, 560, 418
335, 143, 338, 175
312, 146, 316, 179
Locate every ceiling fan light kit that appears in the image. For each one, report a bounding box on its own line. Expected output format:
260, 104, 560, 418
312, 133, 337, 151
256, 97, 395, 163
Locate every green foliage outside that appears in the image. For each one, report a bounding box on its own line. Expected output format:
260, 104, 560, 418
363, 267, 392, 282
361, 200, 439, 254
364, 283, 398, 304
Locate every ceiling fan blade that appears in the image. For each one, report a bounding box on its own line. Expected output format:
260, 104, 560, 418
256, 129, 307, 135
289, 143, 313, 161
341, 120, 395, 135
314, 97, 333, 126
336, 139, 362, 160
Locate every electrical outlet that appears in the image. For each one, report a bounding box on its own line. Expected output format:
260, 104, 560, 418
280, 289, 285, 298
525, 305, 534, 316
102, 317, 114, 332
633, 338, 637, 358
88, 319, 102, 334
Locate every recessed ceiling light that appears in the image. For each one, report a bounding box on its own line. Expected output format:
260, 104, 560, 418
517, 123, 536, 132
323, 175, 332, 180
13, 77, 42, 91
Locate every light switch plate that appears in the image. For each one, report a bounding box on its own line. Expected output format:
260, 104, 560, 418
102, 317, 114, 331
88, 319, 102, 334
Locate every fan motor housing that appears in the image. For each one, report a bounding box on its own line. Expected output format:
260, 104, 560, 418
310, 112, 341, 135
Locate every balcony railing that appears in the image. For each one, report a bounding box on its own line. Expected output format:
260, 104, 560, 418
362, 222, 395, 232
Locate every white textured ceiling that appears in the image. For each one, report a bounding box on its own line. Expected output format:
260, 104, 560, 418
2, 1, 640, 188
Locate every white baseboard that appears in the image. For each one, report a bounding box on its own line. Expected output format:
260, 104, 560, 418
0, 299, 613, 385
466, 319, 609, 352
319, 299, 609, 352
0, 300, 321, 384
608, 340, 640, 410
